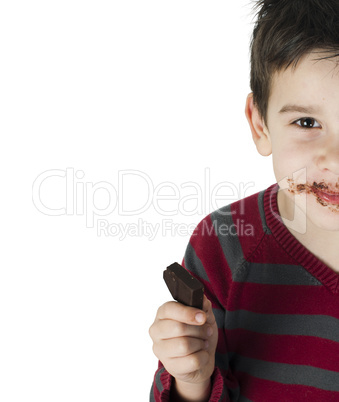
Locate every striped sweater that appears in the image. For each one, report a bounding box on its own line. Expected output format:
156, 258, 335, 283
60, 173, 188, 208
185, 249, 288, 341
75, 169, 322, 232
150, 184, 339, 401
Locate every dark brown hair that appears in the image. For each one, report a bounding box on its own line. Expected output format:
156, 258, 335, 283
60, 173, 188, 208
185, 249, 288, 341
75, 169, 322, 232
250, 0, 339, 124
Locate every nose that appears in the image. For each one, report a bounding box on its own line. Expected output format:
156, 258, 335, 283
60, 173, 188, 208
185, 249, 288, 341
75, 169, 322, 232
316, 134, 339, 176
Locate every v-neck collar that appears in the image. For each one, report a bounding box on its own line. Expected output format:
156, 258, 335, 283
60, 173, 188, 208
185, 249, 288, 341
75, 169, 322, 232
264, 183, 339, 294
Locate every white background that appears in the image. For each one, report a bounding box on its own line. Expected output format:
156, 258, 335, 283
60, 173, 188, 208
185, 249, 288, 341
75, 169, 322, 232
0, 1, 275, 401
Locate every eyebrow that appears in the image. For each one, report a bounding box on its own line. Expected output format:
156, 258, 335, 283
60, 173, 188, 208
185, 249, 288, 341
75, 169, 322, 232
278, 104, 319, 114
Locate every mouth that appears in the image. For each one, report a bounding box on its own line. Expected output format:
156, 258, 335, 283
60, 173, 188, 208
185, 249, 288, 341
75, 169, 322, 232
310, 182, 339, 205
287, 179, 339, 209
311, 185, 339, 205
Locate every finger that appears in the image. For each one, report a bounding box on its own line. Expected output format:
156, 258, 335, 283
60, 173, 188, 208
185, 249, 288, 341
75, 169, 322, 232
154, 319, 213, 341
166, 349, 210, 377
157, 301, 207, 326
202, 296, 216, 326
157, 336, 209, 359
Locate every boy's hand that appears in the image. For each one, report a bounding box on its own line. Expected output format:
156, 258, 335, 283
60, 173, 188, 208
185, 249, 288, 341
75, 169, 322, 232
149, 295, 218, 397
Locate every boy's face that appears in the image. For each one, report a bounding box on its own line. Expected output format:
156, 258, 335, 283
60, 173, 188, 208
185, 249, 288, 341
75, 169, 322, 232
248, 51, 339, 233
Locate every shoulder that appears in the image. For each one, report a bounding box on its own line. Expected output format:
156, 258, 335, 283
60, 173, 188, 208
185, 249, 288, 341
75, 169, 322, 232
182, 185, 276, 306
186, 185, 276, 271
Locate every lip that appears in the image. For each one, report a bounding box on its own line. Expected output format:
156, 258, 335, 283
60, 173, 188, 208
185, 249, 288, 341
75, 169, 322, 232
311, 186, 339, 205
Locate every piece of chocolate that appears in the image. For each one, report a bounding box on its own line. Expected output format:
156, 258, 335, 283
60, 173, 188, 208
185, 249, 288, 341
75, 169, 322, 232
163, 262, 204, 309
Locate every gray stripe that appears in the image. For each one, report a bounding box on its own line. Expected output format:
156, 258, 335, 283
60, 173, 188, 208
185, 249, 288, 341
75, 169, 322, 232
184, 242, 210, 283
219, 387, 226, 402
214, 360, 240, 402
213, 308, 225, 330
216, 352, 231, 371
258, 189, 271, 234
215, 350, 229, 372
225, 310, 339, 342
233, 262, 322, 286
214, 355, 241, 401
233, 354, 339, 392
155, 367, 165, 394
210, 205, 245, 279
219, 385, 228, 402
228, 386, 241, 402
149, 382, 155, 402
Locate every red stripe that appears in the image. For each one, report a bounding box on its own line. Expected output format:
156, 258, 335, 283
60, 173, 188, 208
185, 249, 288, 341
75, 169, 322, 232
227, 329, 339, 372
184, 215, 233, 307
227, 282, 339, 317
151, 362, 172, 400
230, 192, 268, 260
216, 328, 228, 354
264, 184, 339, 294
236, 371, 338, 401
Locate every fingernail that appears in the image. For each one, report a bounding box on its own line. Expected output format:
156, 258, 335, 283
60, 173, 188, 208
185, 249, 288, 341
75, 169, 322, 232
207, 327, 213, 337
204, 340, 209, 349
195, 313, 204, 323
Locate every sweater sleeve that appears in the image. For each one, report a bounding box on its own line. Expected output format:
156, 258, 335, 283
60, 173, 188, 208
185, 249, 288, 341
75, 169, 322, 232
150, 213, 239, 401
150, 362, 228, 401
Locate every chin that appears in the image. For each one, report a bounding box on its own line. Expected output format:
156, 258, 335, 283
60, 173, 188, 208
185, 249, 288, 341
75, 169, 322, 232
306, 194, 339, 232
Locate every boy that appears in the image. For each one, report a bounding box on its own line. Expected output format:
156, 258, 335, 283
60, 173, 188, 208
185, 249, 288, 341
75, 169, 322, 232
149, 0, 339, 400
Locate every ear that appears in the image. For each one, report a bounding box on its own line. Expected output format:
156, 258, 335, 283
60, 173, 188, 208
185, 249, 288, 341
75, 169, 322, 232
245, 93, 272, 156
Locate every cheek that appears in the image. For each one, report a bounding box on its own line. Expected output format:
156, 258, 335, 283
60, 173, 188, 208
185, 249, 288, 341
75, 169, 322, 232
271, 141, 309, 181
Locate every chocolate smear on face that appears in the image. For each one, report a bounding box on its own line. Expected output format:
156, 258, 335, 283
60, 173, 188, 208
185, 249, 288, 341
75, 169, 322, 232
286, 178, 339, 213
312, 181, 328, 191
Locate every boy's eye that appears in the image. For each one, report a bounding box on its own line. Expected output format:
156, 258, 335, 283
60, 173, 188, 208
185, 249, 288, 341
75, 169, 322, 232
294, 118, 321, 129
